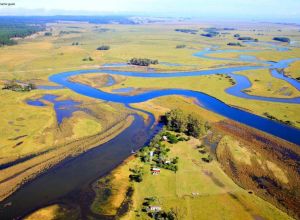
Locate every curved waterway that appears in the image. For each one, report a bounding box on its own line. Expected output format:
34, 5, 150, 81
0, 114, 161, 219
1, 47, 300, 219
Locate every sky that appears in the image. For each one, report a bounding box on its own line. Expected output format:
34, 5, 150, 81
0, 0, 300, 22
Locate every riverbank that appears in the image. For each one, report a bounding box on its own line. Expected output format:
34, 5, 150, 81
67, 70, 300, 129
1, 21, 300, 219
23, 96, 300, 220
0, 115, 134, 202
131, 96, 300, 219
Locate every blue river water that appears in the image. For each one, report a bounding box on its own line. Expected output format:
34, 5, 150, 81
50, 73, 300, 145
47, 47, 300, 145
27, 94, 81, 124
1, 43, 300, 220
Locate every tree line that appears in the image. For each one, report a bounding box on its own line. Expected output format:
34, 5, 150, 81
174, 29, 198, 34
0, 23, 45, 46
227, 42, 242, 46
237, 36, 258, 42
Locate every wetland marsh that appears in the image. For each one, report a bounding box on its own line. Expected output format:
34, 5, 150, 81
0, 17, 300, 220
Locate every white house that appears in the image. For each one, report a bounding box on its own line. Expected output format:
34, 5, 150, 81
162, 136, 168, 141
149, 206, 162, 212
149, 151, 154, 157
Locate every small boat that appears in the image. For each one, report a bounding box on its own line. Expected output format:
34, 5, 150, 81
131, 149, 136, 154
4, 202, 12, 208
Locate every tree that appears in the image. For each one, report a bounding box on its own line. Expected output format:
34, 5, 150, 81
165, 109, 187, 133
28, 83, 36, 90
129, 166, 144, 182
97, 45, 110, 50
186, 114, 202, 138
176, 44, 186, 49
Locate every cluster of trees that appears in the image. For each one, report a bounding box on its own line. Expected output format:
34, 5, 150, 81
59, 30, 81, 35
237, 36, 258, 42
72, 42, 79, 45
176, 44, 186, 49
142, 197, 177, 220
197, 145, 213, 163
201, 28, 219, 38
129, 58, 159, 66
97, 45, 110, 50
82, 56, 94, 61
174, 29, 198, 34
95, 28, 110, 33
165, 109, 210, 138
227, 42, 242, 46
162, 131, 189, 144
2, 80, 36, 92
273, 37, 290, 43
263, 112, 294, 126
234, 34, 240, 38
138, 131, 180, 172
216, 73, 235, 85
148, 210, 176, 220
223, 28, 235, 30
44, 32, 52, 36
0, 23, 45, 46
201, 33, 218, 38
153, 156, 179, 172
129, 166, 144, 182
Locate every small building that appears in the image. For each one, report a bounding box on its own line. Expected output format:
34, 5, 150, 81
149, 206, 162, 212
192, 192, 200, 196
151, 167, 160, 175
164, 160, 171, 164
149, 151, 154, 157
162, 136, 168, 141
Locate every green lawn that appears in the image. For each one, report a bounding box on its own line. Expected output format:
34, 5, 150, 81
123, 136, 292, 220
88, 73, 300, 128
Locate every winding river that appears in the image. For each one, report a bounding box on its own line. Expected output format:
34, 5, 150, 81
1, 45, 300, 219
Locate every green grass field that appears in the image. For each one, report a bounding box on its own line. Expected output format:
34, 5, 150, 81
23, 95, 298, 220
72, 72, 300, 128
1, 20, 300, 218
237, 69, 300, 98
122, 138, 292, 220
286, 60, 300, 80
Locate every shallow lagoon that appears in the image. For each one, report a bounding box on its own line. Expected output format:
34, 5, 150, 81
27, 94, 81, 124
